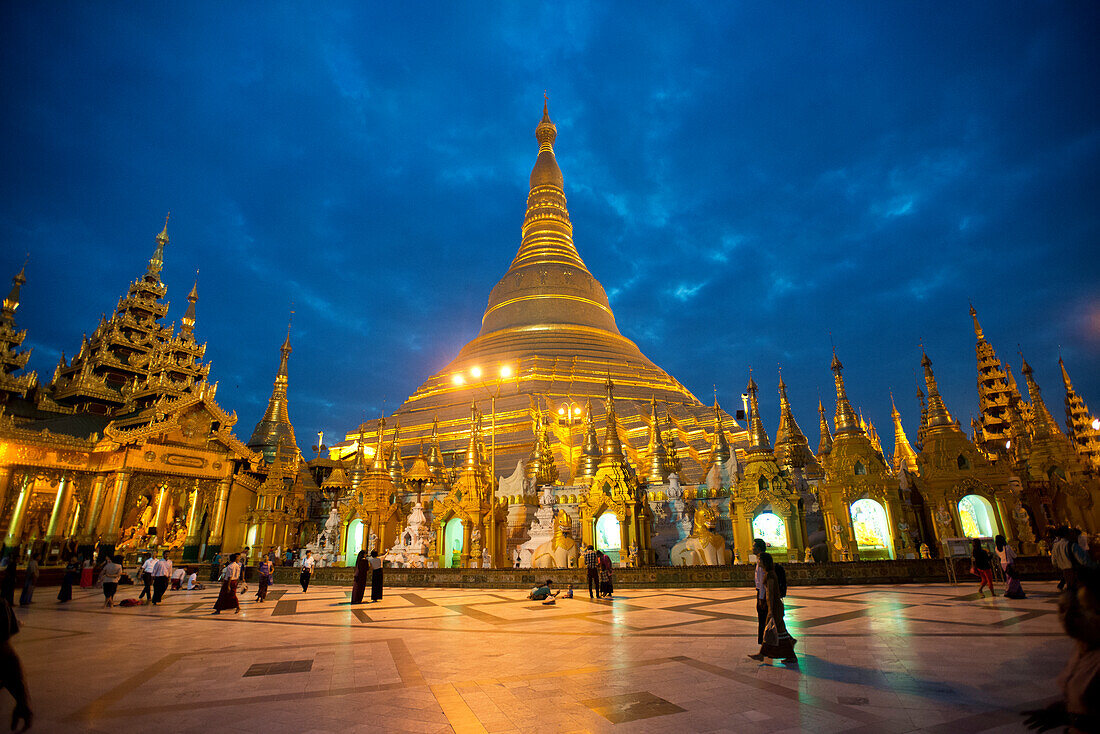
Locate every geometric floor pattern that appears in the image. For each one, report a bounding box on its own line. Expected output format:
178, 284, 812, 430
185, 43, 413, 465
12, 581, 1068, 733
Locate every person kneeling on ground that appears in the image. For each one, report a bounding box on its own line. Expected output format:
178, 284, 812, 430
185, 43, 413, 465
529, 580, 558, 601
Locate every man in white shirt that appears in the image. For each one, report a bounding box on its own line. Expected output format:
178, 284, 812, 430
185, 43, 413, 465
300, 550, 314, 592
138, 554, 157, 601
151, 550, 173, 605
170, 566, 186, 590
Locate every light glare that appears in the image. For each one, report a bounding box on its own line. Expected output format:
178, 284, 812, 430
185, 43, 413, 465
452, 374, 465, 385
470, 366, 482, 378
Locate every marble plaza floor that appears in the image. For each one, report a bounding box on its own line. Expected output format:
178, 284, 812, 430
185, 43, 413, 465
11, 580, 1070, 733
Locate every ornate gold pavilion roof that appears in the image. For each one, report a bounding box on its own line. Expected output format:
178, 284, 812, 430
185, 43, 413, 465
345, 102, 745, 483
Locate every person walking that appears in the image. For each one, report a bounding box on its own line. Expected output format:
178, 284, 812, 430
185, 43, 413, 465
350, 549, 369, 604
18, 554, 38, 607
972, 539, 995, 597
598, 550, 614, 599
0, 554, 18, 606
749, 553, 797, 664
256, 557, 273, 602
300, 550, 314, 592
57, 557, 79, 603
583, 545, 599, 599
995, 535, 1026, 599
151, 550, 172, 605
0, 598, 33, 732
369, 550, 384, 602
138, 553, 157, 601
209, 552, 222, 583
101, 555, 123, 607
752, 538, 771, 646
213, 553, 241, 614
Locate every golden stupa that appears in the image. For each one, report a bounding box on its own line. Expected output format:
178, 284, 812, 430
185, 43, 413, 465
345, 102, 745, 483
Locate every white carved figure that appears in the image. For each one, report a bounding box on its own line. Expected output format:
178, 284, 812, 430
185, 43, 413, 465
384, 501, 432, 568
516, 483, 558, 566
670, 505, 732, 566
498, 460, 527, 498
532, 510, 580, 568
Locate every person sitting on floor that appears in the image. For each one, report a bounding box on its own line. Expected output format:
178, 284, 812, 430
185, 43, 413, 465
170, 566, 186, 590
528, 580, 557, 601
186, 571, 203, 591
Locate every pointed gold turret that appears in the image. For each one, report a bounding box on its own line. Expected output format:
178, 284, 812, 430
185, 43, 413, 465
665, 407, 683, 475
247, 326, 300, 462
645, 397, 671, 484
831, 350, 861, 435
1021, 358, 1061, 439
745, 377, 772, 454
369, 418, 388, 473
464, 401, 485, 472
0, 259, 36, 399
817, 399, 833, 455
180, 273, 199, 336
527, 398, 559, 486
1058, 357, 1100, 470
148, 213, 169, 280
574, 398, 601, 480
891, 393, 919, 474
921, 352, 954, 428
427, 417, 446, 480
600, 374, 625, 461
774, 371, 820, 475
387, 418, 404, 484
348, 440, 367, 486
707, 397, 732, 469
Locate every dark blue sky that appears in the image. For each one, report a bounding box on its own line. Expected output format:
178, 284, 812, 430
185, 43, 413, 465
2, 3, 1098, 454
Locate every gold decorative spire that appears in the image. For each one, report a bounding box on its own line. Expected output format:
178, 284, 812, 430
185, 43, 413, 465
664, 406, 683, 475
645, 397, 671, 484
478, 101, 621, 337
1059, 357, 1100, 470
349, 441, 367, 486
370, 417, 388, 473
527, 398, 559, 485
600, 374, 625, 461
574, 398, 601, 481
464, 401, 485, 471
969, 303, 984, 341
1021, 358, 1061, 438
891, 393, 919, 474
427, 417, 446, 479
921, 352, 954, 428
180, 272, 198, 336
247, 324, 300, 462
387, 418, 404, 483
708, 396, 732, 467
745, 377, 772, 453
831, 349, 861, 435
147, 213, 169, 280
1, 258, 26, 322
817, 399, 833, 455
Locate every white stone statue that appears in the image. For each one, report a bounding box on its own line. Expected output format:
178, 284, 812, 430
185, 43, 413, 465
383, 501, 432, 568
670, 504, 732, 566
532, 510, 580, 568
516, 483, 558, 567
482, 547, 491, 569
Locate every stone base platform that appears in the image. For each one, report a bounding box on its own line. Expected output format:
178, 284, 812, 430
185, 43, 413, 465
274, 555, 1057, 589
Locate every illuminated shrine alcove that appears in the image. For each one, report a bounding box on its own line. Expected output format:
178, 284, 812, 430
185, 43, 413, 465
444, 517, 464, 568
850, 498, 893, 560
752, 510, 788, 561
595, 512, 621, 564
958, 494, 997, 538
246, 524, 258, 548
345, 518, 364, 567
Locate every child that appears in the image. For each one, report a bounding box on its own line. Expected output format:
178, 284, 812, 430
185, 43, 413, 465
562, 583, 574, 599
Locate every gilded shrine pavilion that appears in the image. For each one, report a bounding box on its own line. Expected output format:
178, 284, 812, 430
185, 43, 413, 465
1, 103, 1098, 573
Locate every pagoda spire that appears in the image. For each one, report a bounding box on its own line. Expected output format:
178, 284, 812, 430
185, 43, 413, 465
147, 213, 169, 281
1021, 358, 1061, 439
891, 392, 919, 474
574, 398, 601, 480
180, 273, 199, 336
247, 324, 300, 462
369, 417, 388, 473
600, 374, 625, 460
664, 407, 683, 475
745, 376, 772, 454
645, 397, 671, 484
463, 401, 485, 472
707, 395, 731, 469
348, 440, 367, 486
387, 417, 404, 483
817, 399, 833, 455
920, 352, 954, 428
969, 303, 984, 341
831, 349, 861, 435
1059, 357, 1100, 470
0, 259, 36, 398
527, 398, 559, 486
427, 417, 446, 480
